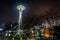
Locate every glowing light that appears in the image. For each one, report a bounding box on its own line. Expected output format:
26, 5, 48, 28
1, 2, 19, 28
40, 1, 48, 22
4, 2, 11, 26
0, 28, 3, 31
5, 33, 8, 36
20, 37, 23, 40
17, 5, 25, 11
44, 34, 50, 38
9, 30, 11, 32
11, 37, 14, 40
8, 33, 11, 36
32, 31, 34, 33
44, 28, 52, 38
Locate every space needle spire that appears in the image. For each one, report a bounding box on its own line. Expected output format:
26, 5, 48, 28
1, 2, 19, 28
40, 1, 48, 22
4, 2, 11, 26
17, 5, 25, 35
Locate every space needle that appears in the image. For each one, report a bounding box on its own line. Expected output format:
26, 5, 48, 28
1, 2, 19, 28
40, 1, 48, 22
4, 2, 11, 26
16, 5, 25, 35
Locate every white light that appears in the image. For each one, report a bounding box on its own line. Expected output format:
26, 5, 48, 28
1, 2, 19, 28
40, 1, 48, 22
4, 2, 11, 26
5, 33, 8, 36
0, 28, 3, 31
17, 5, 25, 11
32, 31, 34, 33
9, 34, 11, 36
9, 30, 11, 32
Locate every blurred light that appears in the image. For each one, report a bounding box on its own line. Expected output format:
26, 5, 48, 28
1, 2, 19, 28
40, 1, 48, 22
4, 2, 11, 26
32, 31, 34, 33
11, 24, 12, 27
35, 34, 37, 36
44, 34, 50, 38
0, 28, 3, 31
41, 34, 44, 36
44, 28, 52, 38
8, 33, 11, 36
11, 37, 14, 40
17, 5, 25, 11
9, 30, 11, 32
20, 37, 23, 40
5, 33, 8, 36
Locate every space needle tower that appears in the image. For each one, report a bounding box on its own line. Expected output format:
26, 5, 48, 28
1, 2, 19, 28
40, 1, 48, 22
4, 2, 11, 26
16, 5, 25, 35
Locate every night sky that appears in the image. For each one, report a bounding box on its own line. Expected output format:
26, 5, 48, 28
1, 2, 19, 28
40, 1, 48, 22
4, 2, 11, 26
0, 0, 60, 25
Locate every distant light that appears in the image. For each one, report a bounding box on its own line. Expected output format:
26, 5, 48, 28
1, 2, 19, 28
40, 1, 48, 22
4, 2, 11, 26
11, 24, 12, 27
5, 33, 8, 36
17, 5, 25, 11
5, 33, 11, 36
9, 30, 11, 32
32, 31, 34, 33
44, 34, 50, 38
8, 33, 11, 36
0, 28, 3, 31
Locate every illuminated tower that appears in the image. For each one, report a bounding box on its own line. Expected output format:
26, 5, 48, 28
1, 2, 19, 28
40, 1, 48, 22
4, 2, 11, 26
16, 5, 25, 35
